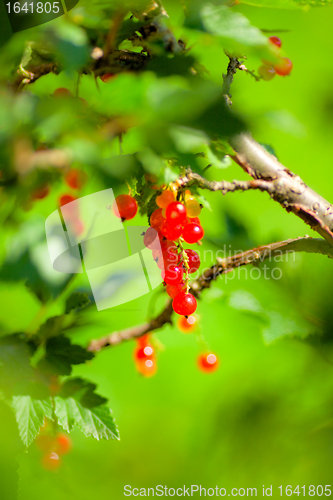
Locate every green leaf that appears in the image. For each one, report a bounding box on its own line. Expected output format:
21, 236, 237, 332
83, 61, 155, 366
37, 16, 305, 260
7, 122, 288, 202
11, 395, 53, 447
37, 336, 94, 376
239, 0, 331, 9
262, 311, 311, 344
58, 377, 107, 408
148, 79, 245, 139
65, 292, 91, 314
185, 3, 267, 50
0, 218, 72, 303
55, 399, 119, 440
147, 54, 196, 77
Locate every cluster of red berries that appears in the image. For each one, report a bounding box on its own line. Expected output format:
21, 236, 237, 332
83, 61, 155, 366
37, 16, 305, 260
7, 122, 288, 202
36, 422, 72, 471
133, 334, 157, 376
258, 36, 293, 81
145, 189, 204, 316
112, 182, 219, 376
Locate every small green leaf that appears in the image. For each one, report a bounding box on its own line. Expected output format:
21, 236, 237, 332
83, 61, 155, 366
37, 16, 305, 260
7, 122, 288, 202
200, 4, 267, 47
65, 292, 91, 314
262, 311, 310, 344
11, 395, 53, 447
55, 398, 119, 440
59, 377, 107, 408
37, 336, 94, 376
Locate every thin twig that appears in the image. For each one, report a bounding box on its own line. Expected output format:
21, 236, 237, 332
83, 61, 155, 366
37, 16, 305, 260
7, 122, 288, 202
87, 236, 333, 351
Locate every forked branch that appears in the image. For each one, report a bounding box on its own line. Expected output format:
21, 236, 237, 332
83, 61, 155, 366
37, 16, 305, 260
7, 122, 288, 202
88, 236, 333, 351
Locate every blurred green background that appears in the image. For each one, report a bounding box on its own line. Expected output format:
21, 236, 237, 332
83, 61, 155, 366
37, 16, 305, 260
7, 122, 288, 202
1, 1, 333, 498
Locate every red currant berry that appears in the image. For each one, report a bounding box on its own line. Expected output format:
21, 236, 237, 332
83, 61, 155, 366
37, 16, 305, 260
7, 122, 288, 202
65, 169, 87, 190
258, 65, 276, 81
136, 358, 157, 377
150, 208, 165, 230
188, 217, 201, 225
53, 88, 72, 97
165, 282, 186, 299
56, 434, 72, 455
274, 57, 293, 76
161, 220, 182, 241
113, 194, 138, 221
156, 190, 175, 209
134, 344, 154, 361
177, 315, 197, 333
100, 73, 117, 83
42, 452, 61, 471
198, 353, 219, 373
182, 223, 204, 244
163, 245, 179, 264
184, 249, 200, 273
165, 201, 187, 226
144, 227, 161, 250
268, 36, 282, 48
172, 292, 197, 315
162, 264, 184, 285
32, 185, 50, 200
59, 194, 76, 207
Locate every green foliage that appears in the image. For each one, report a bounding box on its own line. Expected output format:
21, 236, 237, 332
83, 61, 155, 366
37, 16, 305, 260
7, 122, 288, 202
11, 396, 53, 447
0, 0, 333, 495
55, 398, 119, 440
239, 0, 331, 8
36, 336, 94, 376
54, 378, 119, 440
65, 292, 91, 314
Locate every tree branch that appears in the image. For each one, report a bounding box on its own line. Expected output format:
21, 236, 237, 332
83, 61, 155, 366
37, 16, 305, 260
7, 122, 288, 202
229, 134, 333, 245
87, 236, 333, 351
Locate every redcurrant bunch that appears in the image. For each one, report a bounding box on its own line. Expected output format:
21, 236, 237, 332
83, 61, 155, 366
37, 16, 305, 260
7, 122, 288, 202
143, 186, 205, 317
259, 36, 293, 81
134, 335, 157, 377
36, 422, 72, 471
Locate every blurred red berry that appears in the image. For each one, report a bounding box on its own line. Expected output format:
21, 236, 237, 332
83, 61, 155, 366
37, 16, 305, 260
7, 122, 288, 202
65, 169, 87, 190
42, 452, 61, 471
32, 185, 50, 200
198, 353, 219, 373
268, 36, 282, 48
59, 194, 76, 207
274, 57, 293, 76
177, 315, 197, 333
56, 434, 72, 455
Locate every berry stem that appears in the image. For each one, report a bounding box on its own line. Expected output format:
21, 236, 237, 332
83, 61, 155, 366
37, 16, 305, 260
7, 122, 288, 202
178, 237, 190, 293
